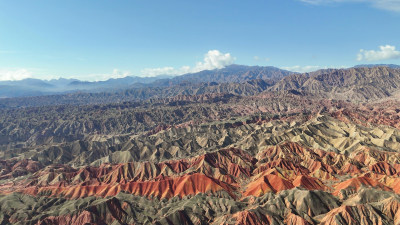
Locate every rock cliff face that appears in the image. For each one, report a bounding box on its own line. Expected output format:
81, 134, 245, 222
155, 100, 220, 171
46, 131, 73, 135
1, 66, 400, 224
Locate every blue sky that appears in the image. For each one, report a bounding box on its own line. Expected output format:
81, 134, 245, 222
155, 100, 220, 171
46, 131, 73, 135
0, 0, 399, 81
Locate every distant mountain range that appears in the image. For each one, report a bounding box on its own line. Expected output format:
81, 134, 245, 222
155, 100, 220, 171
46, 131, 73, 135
1, 64, 400, 108
0, 63, 399, 102
171, 64, 293, 83
353, 64, 400, 69
0, 76, 172, 98
0, 65, 293, 98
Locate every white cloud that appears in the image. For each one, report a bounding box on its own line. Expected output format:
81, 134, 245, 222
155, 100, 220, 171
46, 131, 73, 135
82, 69, 132, 81
141, 50, 235, 77
110, 69, 131, 79
300, 0, 400, 12
357, 45, 400, 61
254, 56, 270, 62
141, 66, 191, 77
281, 65, 322, 73
373, 0, 400, 11
281, 65, 347, 73
0, 69, 32, 81
193, 50, 235, 72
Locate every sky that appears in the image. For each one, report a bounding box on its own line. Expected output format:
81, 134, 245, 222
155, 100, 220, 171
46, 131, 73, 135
0, 0, 400, 81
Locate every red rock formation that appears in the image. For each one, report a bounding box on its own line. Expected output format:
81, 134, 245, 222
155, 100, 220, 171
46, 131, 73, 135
284, 213, 311, 225
293, 175, 327, 191
338, 163, 362, 175
386, 178, 400, 194
29, 173, 234, 199
36, 211, 95, 225
333, 176, 391, 196
253, 159, 309, 176
380, 197, 400, 224
369, 161, 397, 175
257, 142, 308, 163
0, 159, 43, 180
320, 205, 389, 225
230, 211, 273, 225
243, 174, 294, 197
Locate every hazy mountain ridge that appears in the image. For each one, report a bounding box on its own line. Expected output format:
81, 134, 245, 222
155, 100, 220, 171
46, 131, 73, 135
0, 65, 290, 98
0, 76, 170, 98
0, 79, 275, 108
2, 65, 400, 108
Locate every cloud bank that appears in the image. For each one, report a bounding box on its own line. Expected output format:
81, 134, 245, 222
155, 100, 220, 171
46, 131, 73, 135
300, 0, 400, 12
281, 65, 322, 73
357, 45, 400, 61
281, 65, 347, 73
141, 50, 235, 77
82, 69, 132, 81
0, 69, 32, 81
254, 56, 270, 62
